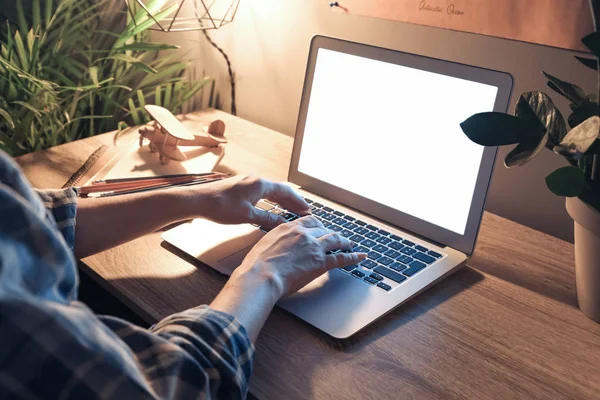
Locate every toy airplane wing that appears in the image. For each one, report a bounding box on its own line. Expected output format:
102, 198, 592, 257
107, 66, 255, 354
145, 105, 195, 141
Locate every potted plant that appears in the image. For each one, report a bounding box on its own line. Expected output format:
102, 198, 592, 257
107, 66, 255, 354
460, 2, 600, 322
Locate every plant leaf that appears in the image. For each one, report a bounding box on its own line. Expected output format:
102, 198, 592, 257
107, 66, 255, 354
113, 42, 180, 52
568, 102, 600, 129
89, 66, 99, 86
504, 133, 549, 168
514, 91, 566, 149
554, 116, 600, 157
545, 166, 590, 197
582, 32, 600, 58
132, 61, 157, 74
0, 108, 16, 129
460, 112, 545, 146
575, 56, 598, 71
542, 71, 587, 106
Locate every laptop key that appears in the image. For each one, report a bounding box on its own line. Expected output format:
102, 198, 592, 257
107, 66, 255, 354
390, 234, 403, 241
413, 252, 436, 264
342, 264, 357, 271
354, 245, 369, 253
370, 273, 384, 281
366, 224, 378, 231
304, 198, 314, 204
344, 215, 356, 221
374, 266, 407, 283
322, 213, 335, 221
378, 229, 390, 236
343, 222, 359, 230
384, 249, 401, 259
365, 231, 381, 240
367, 251, 382, 260
388, 242, 403, 250
360, 260, 378, 269
333, 217, 346, 225
353, 227, 369, 235
323, 206, 334, 212
402, 239, 415, 247
351, 270, 365, 278
378, 256, 394, 266
396, 255, 413, 264
329, 225, 343, 232
313, 202, 324, 208
340, 230, 354, 238
361, 239, 377, 248
401, 247, 417, 256
333, 211, 344, 217
403, 261, 426, 277
364, 277, 378, 285
376, 236, 392, 245
428, 250, 443, 258
415, 245, 428, 252
282, 212, 298, 221
349, 234, 364, 242
377, 282, 392, 291
373, 244, 388, 253
355, 220, 367, 226
389, 262, 407, 272
313, 209, 326, 216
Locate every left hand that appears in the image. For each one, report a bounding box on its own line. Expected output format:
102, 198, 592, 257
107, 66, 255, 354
189, 176, 311, 229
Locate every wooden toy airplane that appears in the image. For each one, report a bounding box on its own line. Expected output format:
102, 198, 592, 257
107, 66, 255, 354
139, 105, 228, 165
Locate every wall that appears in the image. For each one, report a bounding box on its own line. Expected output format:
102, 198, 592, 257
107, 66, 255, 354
156, 0, 596, 243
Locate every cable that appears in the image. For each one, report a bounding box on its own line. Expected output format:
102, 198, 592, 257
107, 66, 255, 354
202, 29, 236, 116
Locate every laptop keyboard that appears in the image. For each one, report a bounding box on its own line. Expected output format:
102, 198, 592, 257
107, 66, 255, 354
255, 198, 446, 292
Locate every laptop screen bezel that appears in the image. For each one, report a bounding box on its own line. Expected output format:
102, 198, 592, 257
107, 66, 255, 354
288, 35, 513, 256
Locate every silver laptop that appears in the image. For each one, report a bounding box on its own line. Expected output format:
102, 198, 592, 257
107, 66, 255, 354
162, 35, 513, 338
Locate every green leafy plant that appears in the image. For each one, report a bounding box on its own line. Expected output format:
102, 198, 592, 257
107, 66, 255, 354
460, 1, 600, 212
0, 0, 211, 156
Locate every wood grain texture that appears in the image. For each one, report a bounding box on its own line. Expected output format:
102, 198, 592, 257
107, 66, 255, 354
17, 109, 600, 400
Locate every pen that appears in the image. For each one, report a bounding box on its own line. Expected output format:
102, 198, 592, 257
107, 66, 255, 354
92, 172, 222, 185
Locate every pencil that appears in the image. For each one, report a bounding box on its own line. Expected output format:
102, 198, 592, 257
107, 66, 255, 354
88, 177, 225, 198
92, 172, 223, 184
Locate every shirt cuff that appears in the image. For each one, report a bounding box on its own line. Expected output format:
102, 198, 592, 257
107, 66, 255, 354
35, 188, 78, 251
150, 305, 255, 392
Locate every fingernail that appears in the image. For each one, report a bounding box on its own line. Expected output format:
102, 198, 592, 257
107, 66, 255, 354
358, 252, 368, 260
350, 241, 357, 248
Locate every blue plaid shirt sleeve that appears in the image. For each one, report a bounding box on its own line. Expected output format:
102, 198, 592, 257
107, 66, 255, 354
0, 151, 254, 399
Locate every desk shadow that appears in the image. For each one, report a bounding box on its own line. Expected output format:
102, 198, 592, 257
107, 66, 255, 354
467, 257, 578, 308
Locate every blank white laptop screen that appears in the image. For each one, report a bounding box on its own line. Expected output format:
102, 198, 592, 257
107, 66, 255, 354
297, 48, 498, 235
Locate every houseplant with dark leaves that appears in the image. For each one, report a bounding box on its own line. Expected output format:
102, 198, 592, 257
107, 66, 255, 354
460, 1, 600, 322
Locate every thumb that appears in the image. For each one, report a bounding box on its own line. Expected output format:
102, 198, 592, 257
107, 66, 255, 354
251, 208, 286, 231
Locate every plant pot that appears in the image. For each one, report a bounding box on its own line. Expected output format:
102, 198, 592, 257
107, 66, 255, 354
566, 197, 600, 323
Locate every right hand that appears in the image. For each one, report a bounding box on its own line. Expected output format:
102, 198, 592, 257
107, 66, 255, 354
230, 215, 368, 300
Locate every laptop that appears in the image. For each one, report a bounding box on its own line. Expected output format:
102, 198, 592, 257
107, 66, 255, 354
162, 35, 513, 338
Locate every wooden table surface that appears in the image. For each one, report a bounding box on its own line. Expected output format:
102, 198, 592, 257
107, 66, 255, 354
16, 109, 600, 400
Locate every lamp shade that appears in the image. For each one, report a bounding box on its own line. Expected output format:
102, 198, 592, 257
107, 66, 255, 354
125, 0, 240, 32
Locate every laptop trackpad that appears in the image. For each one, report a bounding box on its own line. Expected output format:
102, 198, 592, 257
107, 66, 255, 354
161, 218, 265, 276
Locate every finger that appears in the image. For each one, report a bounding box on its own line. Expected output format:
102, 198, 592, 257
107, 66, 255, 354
318, 232, 353, 252
250, 208, 285, 230
325, 251, 368, 270
262, 182, 311, 215
293, 215, 324, 229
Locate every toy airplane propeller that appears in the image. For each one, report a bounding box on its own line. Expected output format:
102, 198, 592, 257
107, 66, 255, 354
139, 105, 228, 165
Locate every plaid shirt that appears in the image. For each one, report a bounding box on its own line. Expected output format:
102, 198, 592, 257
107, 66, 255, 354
0, 151, 254, 399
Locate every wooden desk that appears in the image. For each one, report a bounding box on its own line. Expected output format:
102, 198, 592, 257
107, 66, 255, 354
16, 109, 600, 399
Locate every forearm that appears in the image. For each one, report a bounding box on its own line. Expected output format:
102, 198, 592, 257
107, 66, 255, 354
74, 186, 206, 258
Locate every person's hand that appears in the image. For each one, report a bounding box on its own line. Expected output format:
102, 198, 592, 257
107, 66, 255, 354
229, 215, 368, 300
189, 176, 310, 229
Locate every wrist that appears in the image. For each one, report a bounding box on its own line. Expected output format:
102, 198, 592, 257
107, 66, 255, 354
176, 185, 214, 220
229, 263, 285, 306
